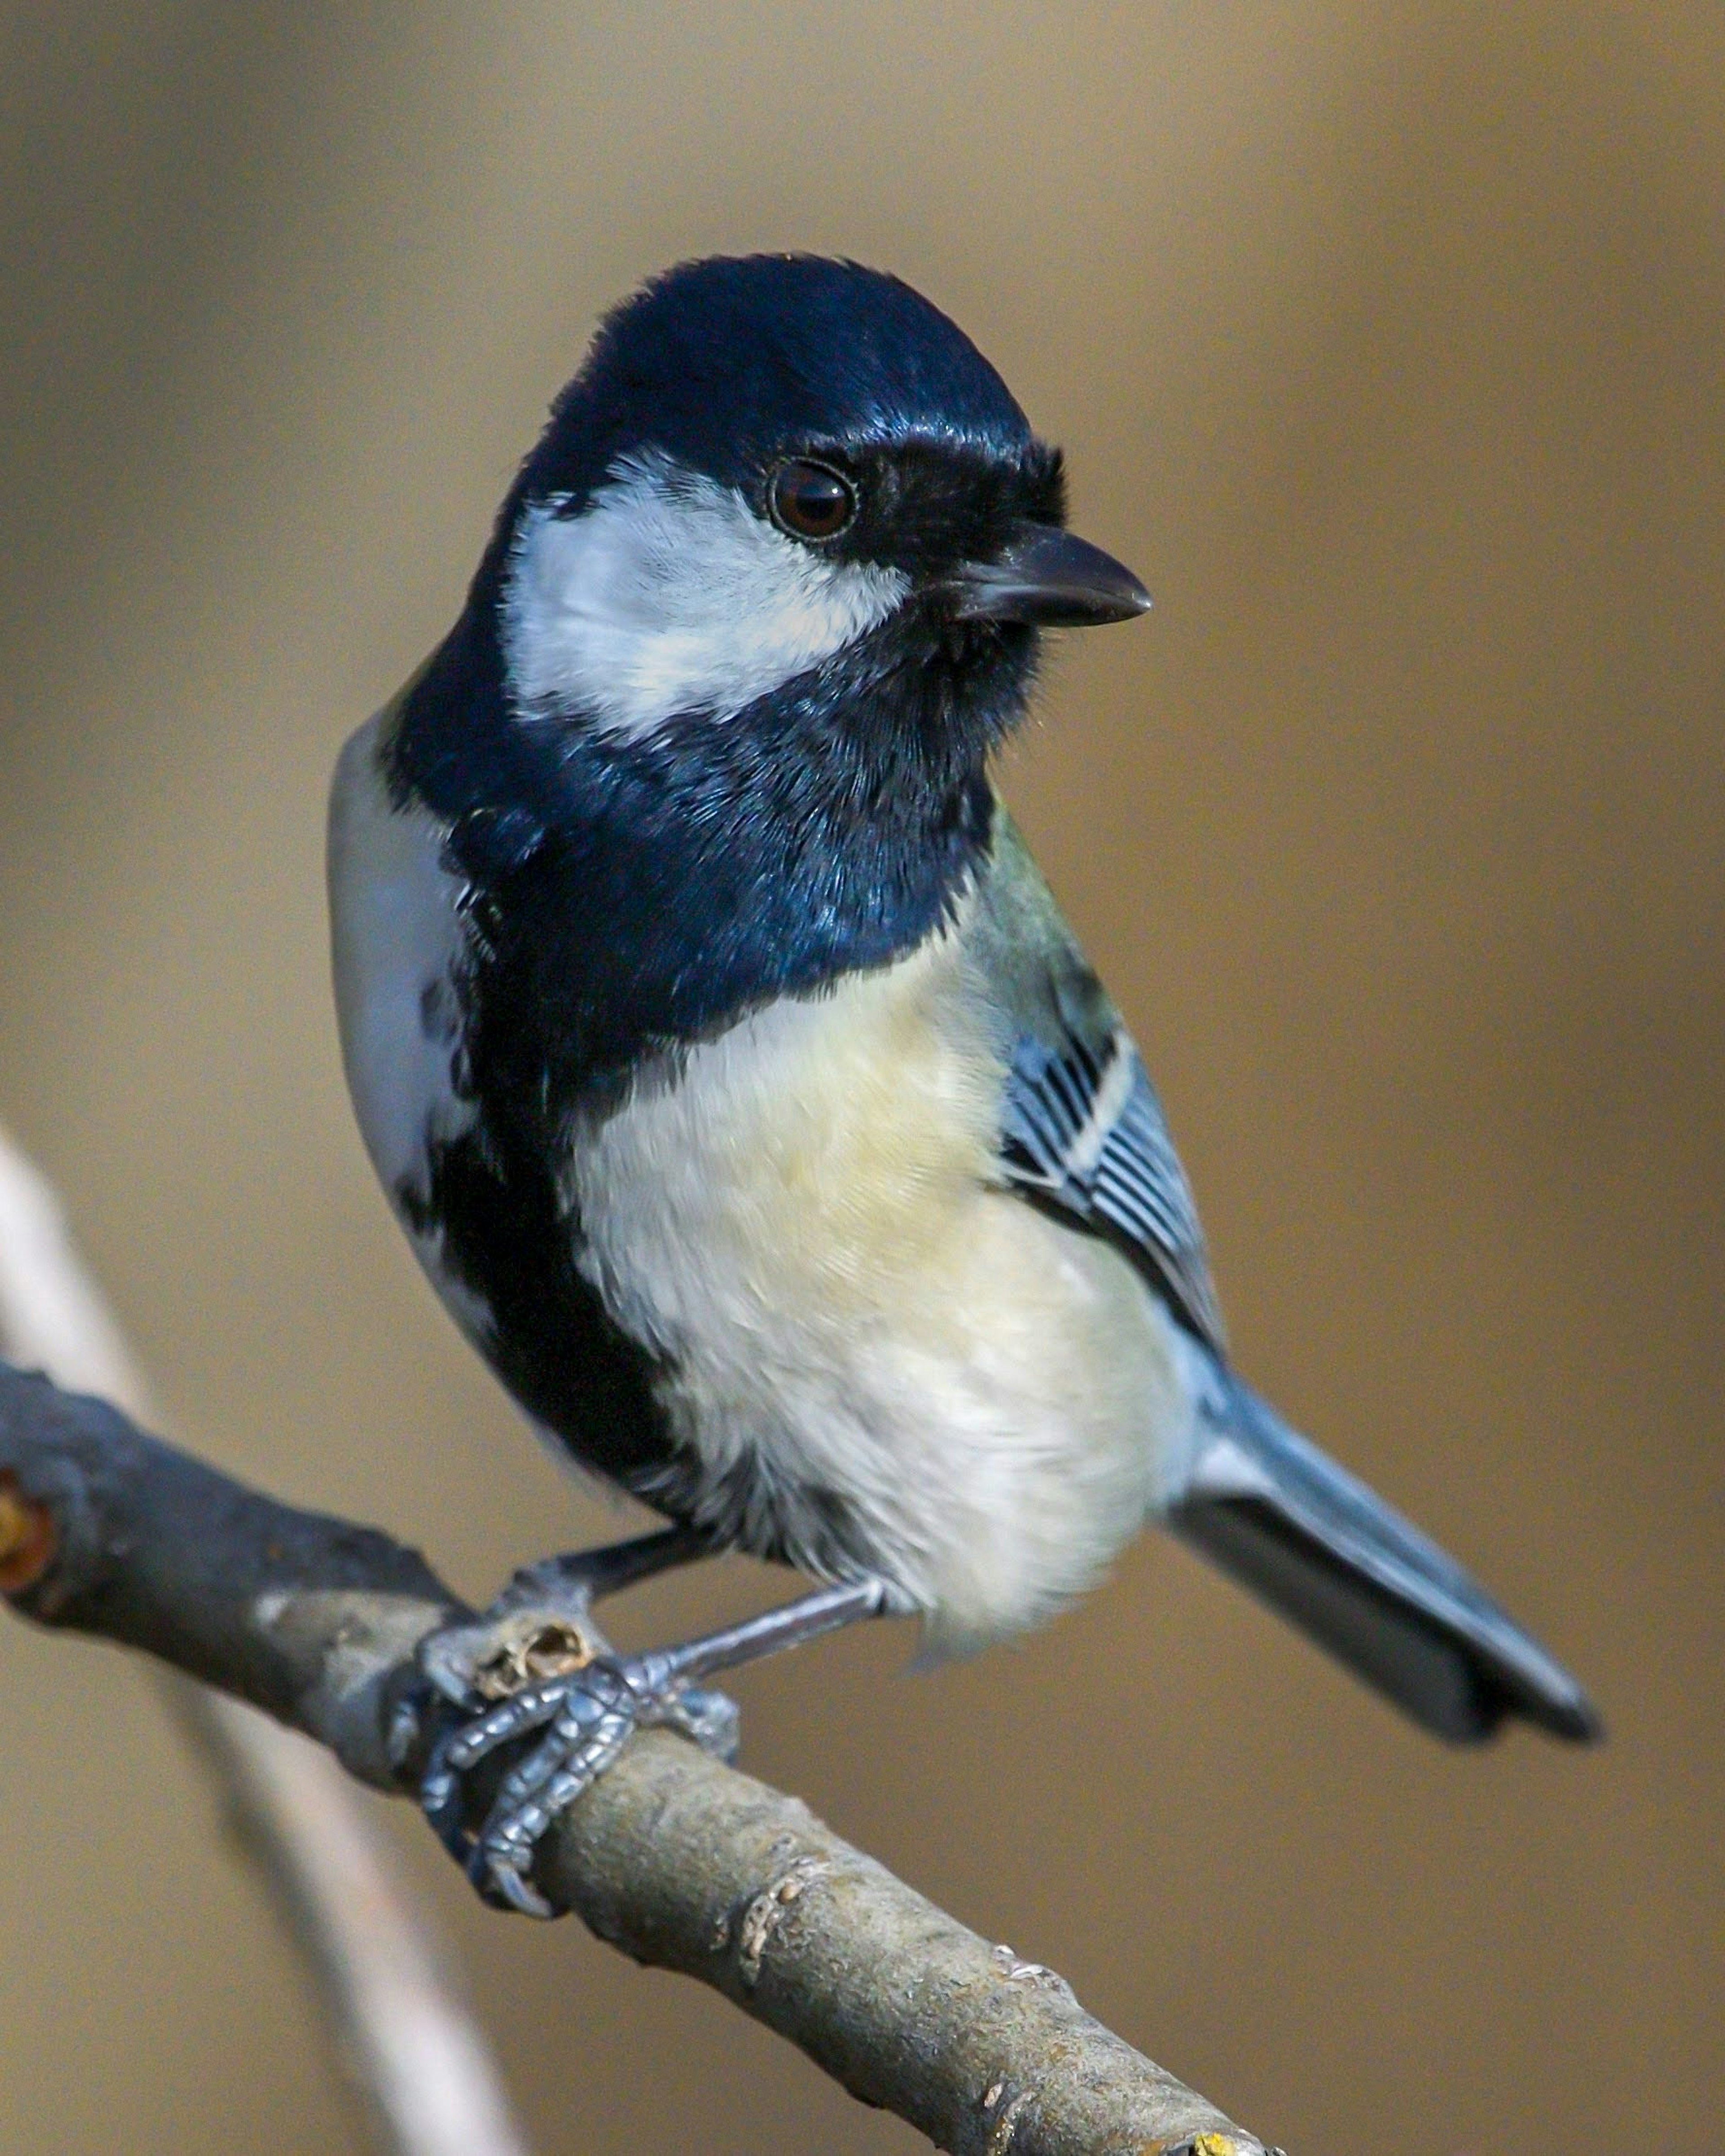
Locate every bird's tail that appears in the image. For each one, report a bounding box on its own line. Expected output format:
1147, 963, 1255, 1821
1163, 1369, 1601, 1744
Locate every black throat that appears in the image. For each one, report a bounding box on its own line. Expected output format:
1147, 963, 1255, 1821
388, 591, 1031, 1109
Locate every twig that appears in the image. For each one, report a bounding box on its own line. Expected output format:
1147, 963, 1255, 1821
0, 1130, 534, 2156
0, 1357, 1278, 2156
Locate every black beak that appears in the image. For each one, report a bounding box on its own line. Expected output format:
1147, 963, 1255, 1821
949, 521, 1151, 627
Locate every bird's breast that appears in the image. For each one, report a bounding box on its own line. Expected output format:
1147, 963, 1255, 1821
569, 917, 1004, 1333
566, 919, 1184, 1645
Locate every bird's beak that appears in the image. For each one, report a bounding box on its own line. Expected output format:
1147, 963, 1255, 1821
949, 521, 1152, 627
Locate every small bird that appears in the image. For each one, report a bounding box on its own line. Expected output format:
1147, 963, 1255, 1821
328, 254, 1598, 1914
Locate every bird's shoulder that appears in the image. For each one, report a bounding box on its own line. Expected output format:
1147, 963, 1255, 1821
959, 808, 1226, 1352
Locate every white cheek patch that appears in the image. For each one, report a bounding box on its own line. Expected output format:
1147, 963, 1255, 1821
500, 453, 908, 738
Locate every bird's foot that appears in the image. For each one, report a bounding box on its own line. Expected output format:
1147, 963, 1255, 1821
410, 1530, 734, 1916
415, 1568, 886, 1916
413, 1542, 738, 1917
420, 1596, 739, 1918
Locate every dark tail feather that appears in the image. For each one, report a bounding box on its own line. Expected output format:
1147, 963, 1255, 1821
1165, 1376, 1601, 1744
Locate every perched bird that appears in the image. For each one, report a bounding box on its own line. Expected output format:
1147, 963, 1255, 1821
328, 253, 1598, 1914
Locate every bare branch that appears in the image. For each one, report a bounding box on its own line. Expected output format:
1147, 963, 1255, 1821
173, 1686, 534, 2156
0, 1358, 1277, 2156
0, 1131, 534, 2156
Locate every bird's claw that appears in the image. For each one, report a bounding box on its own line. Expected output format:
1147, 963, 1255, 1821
418, 1611, 740, 1917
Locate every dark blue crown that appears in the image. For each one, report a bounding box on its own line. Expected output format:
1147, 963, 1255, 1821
521, 254, 1035, 504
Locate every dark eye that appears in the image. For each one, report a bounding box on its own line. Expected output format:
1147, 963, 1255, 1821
769, 459, 856, 542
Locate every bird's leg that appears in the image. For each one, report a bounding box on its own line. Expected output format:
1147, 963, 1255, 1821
417, 1522, 709, 1716
420, 1573, 889, 1917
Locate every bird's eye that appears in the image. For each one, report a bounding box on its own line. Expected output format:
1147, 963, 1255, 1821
769, 459, 856, 542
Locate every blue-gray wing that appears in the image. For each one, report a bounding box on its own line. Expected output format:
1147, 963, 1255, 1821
1000, 1022, 1225, 1351
968, 814, 1605, 1745
969, 811, 1226, 1354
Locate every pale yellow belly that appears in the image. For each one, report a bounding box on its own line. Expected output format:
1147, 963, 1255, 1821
566, 916, 1190, 1647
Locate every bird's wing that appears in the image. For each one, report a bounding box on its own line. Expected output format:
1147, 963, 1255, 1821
965, 811, 1601, 1747
967, 809, 1226, 1352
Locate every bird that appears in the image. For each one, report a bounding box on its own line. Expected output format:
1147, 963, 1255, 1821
327, 252, 1599, 1915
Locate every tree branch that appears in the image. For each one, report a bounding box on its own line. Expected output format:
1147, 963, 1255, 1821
0, 1131, 533, 2156
0, 1360, 1278, 2156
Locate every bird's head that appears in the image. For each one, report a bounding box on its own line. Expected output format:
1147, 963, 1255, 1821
482, 254, 1149, 755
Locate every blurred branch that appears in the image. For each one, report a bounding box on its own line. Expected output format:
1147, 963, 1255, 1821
0, 1356, 1277, 2156
0, 1131, 534, 2156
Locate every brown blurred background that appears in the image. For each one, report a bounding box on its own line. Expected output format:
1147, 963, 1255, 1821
1, 5, 1720, 2151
